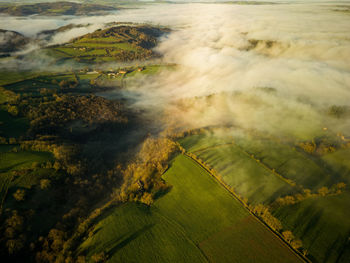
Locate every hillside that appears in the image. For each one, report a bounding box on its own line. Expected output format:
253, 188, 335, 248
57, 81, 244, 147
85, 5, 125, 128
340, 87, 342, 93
0, 2, 116, 16
77, 155, 303, 263
177, 127, 350, 262
37, 24, 90, 42
47, 25, 170, 63
0, 29, 29, 55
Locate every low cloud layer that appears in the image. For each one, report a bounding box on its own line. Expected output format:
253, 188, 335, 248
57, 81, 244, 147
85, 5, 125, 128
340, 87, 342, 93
112, 2, 350, 139
1, 1, 350, 139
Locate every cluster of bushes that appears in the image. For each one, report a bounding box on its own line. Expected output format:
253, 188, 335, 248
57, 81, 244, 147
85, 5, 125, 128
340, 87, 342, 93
298, 135, 349, 155
251, 204, 282, 231
327, 105, 349, 118
116, 137, 178, 205
2, 210, 26, 255
281, 230, 304, 251
274, 182, 347, 207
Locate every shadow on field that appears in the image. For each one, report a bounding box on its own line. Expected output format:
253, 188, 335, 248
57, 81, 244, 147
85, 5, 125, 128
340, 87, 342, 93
0, 161, 27, 173
107, 223, 155, 257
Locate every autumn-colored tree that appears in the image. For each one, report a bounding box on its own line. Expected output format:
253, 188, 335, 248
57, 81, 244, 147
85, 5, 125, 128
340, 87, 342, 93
318, 187, 329, 196
282, 230, 294, 243
40, 179, 51, 189
13, 189, 26, 201
291, 239, 303, 250
91, 251, 108, 263
6, 237, 25, 254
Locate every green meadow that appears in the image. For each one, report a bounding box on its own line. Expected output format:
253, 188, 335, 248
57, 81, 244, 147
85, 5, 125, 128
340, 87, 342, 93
274, 192, 350, 263
0, 110, 28, 138
79, 155, 302, 263
178, 130, 350, 262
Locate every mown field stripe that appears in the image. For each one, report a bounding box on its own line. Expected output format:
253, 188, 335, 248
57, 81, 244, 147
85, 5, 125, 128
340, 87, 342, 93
154, 210, 210, 263
0, 174, 13, 215
191, 141, 300, 189
183, 152, 310, 263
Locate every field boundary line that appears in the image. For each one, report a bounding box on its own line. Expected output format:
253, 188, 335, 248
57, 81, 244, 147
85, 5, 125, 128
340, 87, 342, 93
182, 153, 311, 263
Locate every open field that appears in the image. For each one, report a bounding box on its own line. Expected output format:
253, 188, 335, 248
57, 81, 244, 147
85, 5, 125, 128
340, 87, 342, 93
274, 191, 350, 263
322, 148, 350, 185
200, 215, 299, 263
0, 150, 52, 173
194, 143, 296, 204
0, 145, 54, 215
79, 154, 302, 263
0, 110, 28, 138
179, 133, 297, 204
179, 130, 350, 262
0, 71, 42, 86
179, 131, 346, 198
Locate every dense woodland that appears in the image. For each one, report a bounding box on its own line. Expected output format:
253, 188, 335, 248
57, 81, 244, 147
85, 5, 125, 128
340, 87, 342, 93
0, 64, 179, 263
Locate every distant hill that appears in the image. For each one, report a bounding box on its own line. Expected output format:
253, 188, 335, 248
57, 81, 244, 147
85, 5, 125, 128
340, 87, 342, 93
0, 1, 116, 16
47, 25, 170, 63
0, 29, 29, 55
37, 24, 90, 41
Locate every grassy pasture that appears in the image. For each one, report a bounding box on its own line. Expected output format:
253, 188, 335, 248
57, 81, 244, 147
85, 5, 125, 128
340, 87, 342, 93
233, 135, 337, 190
126, 65, 168, 78
75, 37, 118, 43
52, 41, 139, 62
179, 131, 350, 262
179, 133, 227, 153
4, 79, 56, 95
180, 132, 342, 195
0, 110, 28, 138
0, 173, 12, 211
179, 134, 296, 204
0, 71, 41, 86
0, 150, 52, 174
47, 31, 146, 63
274, 191, 350, 263
79, 155, 302, 263
0, 145, 54, 215
322, 148, 350, 185
200, 215, 300, 263
194, 144, 295, 204
69, 41, 138, 52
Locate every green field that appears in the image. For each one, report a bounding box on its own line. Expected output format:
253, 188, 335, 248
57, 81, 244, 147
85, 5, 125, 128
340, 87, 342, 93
232, 135, 338, 190
0, 150, 52, 173
322, 148, 350, 185
179, 134, 297, 204
79, 155, 302, 263
0, 71, 41, 86
0, 173, 12, 211
49, 38, 140, 63
0, 146, 54, 215
179, 132, 344, 201
178, 130, 350, 263
274, 191, 350, 263
0, 110, 28, 138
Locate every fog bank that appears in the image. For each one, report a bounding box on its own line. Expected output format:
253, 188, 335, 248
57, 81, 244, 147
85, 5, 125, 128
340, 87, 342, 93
1, 1, 350, 139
